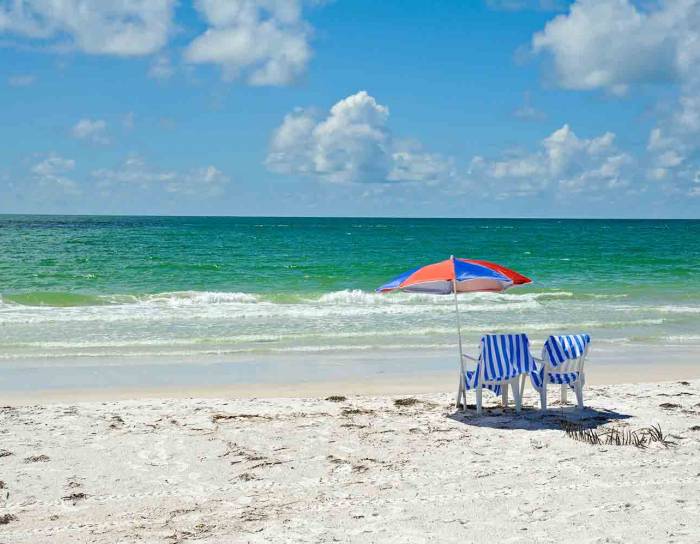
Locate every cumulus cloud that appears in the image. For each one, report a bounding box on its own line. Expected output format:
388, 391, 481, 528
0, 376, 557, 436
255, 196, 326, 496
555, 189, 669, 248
0, 0, 175, 56
184, 0, 313, 85
31, 153, 80, 194
92, 155, 230, 196
469, 124, 633, 197
643, 54, 700, 195
71, 118, 109, 144
532, 0, 700, 197
266, 91, 454, 184
532, 0, 700, 95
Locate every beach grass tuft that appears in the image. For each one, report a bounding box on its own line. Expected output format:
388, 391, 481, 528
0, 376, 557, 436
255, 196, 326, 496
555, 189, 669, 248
562, 422, 674, 448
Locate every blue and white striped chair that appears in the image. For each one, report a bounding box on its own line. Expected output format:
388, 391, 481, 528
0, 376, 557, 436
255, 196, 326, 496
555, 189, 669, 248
458, 334, 536, 415
530, 334, 591, 410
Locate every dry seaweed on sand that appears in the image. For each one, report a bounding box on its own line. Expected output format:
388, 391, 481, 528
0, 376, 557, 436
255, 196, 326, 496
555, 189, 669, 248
24, 454, 50, 463
341, 407, 374, 416
62, 492, 88, 503
0, 513, 17, 525
211, 413, 271, 423
394, 398, 420, 407
325, 395, 347, 402
0, 449, 13, 458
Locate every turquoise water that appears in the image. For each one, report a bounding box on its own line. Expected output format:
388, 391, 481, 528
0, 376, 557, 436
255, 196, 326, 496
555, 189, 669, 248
1, 215, 699, 364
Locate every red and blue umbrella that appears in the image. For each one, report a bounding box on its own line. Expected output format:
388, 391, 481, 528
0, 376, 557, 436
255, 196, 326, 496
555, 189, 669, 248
377, 256, 531, 294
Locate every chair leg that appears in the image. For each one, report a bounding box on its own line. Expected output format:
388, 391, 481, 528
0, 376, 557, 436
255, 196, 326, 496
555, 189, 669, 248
540, 383, 547, 411
560, 384, 567, 405
501, 382, 509, 408
519, 374, 526, 398
456, 378, 464, 409
475, 387, 482, 416
512, 379, 522, 413
575, 381, 584, 410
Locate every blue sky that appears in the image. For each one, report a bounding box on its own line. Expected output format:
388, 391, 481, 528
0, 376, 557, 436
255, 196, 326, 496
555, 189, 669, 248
1, 0, 699, 218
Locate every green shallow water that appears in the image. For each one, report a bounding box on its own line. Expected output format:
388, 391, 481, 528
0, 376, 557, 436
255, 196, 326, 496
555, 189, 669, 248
1, 215, 699, 364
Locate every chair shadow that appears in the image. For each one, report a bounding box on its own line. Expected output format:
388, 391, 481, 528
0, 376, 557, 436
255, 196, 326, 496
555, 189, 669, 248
447, 402, 631, 431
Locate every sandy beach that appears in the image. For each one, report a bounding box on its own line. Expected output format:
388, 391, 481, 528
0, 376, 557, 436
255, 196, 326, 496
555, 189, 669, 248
3, 0, 700, 538
2, 377, 699, 543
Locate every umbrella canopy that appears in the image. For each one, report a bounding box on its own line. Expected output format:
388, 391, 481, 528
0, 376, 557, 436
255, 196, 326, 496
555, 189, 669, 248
376, 257, 531, 295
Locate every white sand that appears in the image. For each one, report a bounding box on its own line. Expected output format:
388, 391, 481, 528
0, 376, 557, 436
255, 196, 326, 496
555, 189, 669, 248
1, 380, 699, 543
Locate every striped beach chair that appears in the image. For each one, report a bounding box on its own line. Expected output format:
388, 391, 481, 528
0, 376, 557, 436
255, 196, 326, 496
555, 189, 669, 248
458, 334, 536, 415
530, 334, 591, 410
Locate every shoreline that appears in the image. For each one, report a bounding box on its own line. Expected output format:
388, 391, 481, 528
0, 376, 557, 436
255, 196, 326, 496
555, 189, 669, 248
4, 357, 699, 404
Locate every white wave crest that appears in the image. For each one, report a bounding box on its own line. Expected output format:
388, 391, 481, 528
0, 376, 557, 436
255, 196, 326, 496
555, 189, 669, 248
314, 289, 573, 306
316, 289, 451, 305
112, 291, 260, 306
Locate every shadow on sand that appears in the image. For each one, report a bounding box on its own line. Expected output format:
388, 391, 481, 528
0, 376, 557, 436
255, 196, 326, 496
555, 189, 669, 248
447, 403, 631, 431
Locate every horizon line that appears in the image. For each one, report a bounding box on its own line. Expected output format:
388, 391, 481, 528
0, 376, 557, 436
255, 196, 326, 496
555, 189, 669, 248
0, 213, 698, 221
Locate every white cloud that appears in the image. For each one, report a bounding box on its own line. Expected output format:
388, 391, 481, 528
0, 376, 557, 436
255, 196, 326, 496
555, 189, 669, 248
7, 74, 36, 87
533, 0, 700, 197
71, 118, 109, 144
389, 145, 455, 184
513, 91, 545, 120
644, 76, 700, 193
148, 54, 174, 80
469, 124, 633, 197
31, 153, 80, 195
122, 112, 135, 130
184, 0, 313, 85
266, 91, 454, 184
486, 0, 566, 11
532, 0, 700, 95
31, 154, 75, 176
0, 0, 175, 56
92, 155, 230, 196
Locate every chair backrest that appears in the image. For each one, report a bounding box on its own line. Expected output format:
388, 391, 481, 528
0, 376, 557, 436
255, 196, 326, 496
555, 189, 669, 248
542, 334, 591, 374
479, 334, 535, 382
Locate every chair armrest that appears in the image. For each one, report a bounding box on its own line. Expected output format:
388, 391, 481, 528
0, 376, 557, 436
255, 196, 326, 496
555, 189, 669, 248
531, 355, 544, 363
462, 353, 478, 362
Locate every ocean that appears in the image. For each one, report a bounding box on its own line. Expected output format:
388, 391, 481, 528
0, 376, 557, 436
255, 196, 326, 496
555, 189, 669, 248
1, 216, 699, 388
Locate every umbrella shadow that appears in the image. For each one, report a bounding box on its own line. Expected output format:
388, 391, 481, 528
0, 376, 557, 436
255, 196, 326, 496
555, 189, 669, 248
447, 403, 631, 431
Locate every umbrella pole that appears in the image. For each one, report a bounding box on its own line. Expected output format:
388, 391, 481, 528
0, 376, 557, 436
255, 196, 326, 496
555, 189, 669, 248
452, 256, 465, 409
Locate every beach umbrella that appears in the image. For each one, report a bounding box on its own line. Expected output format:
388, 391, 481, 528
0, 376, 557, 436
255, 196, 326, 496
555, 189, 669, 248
376, 256, 531, 404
